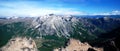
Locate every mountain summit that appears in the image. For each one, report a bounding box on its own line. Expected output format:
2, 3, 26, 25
31, 14, 79, 38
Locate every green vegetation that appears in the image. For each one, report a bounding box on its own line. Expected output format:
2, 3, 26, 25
0, 22, 67, 51
70, 22, 97, 42
0, 22, 26, 47
0, 21, 104, 51
0, 22, 33, 47
38, 35, 67, 51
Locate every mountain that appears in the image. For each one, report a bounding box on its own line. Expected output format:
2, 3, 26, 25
0, 15, 120, 51
54, 38, 103, 51
88, 17, 120, 32
31, 15, 78, 38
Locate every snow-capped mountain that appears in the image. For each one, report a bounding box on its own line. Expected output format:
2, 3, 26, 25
31, 14, 79, 38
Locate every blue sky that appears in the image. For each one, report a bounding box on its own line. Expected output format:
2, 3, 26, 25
0, 0, 120, 16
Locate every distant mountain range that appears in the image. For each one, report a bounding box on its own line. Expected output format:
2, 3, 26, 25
0, 15, 120, 51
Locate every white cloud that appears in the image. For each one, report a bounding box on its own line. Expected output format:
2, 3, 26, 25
111, 10, 120, 15
0, 1, 86, 16
63, 11, 87, 15
92, 10, 120, 15
1, 1, 119, 16
92, 12, 110, 15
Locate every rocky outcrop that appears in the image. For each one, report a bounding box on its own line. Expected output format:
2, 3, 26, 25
1, 37, 38, 51
54, 38, 103, 51
31, 15, 79, 38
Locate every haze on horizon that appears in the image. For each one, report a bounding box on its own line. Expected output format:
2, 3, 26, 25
0, 0, 120, 17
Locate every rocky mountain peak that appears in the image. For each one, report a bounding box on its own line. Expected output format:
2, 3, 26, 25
54, 38, 103, 51
1, 37, 38, 51
31, 15, 79, 38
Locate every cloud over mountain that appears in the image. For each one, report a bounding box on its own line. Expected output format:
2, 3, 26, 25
92, 10, 120, 15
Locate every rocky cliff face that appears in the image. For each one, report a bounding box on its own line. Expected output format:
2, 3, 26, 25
1, 37, 38, 51
54, 38, 103, 51
0, 15, 120, 51
31, 15, 102, 40
31, 15, 79, 38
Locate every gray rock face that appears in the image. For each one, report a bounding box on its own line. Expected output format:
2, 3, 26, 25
31, 15, 79, 38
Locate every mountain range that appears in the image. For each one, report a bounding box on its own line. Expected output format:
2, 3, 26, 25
0, 14, 120, 51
